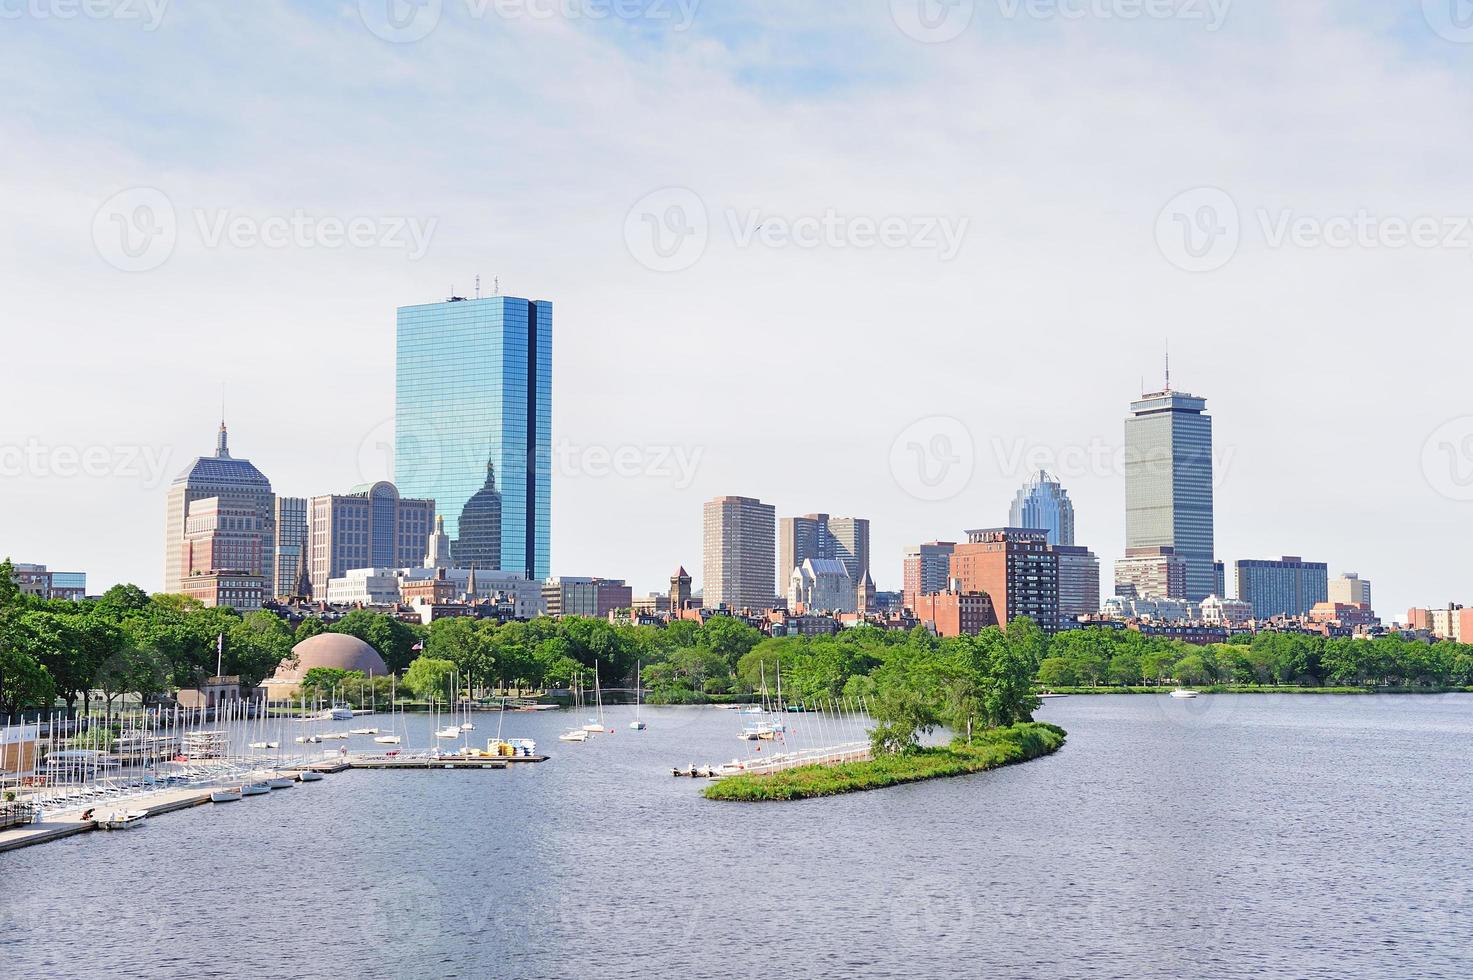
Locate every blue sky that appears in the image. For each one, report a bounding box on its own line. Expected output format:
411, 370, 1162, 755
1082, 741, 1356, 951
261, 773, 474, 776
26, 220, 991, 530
5, 0, 1473, 618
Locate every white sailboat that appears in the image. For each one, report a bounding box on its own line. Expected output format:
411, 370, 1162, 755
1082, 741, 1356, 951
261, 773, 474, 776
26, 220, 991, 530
581, 663, 607, 733
629, 660, 647, 731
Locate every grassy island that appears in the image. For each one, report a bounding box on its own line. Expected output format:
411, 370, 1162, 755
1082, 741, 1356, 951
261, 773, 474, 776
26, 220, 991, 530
704, 722, 1066, 802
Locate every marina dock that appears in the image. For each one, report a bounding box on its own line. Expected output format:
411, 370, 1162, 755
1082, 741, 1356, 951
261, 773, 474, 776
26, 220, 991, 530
0, 751, 549, 854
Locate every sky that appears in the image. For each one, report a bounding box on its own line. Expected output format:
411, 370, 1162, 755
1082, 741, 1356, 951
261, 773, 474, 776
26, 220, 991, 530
4, 0, 1473, 619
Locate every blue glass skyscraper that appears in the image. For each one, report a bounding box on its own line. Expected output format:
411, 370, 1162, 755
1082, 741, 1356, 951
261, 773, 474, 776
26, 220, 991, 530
395, 295, 551, 580
1008, 470, 1075, 546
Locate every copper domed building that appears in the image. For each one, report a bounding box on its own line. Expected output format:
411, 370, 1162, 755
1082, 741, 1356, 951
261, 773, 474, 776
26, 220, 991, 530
263, 632, 388, 698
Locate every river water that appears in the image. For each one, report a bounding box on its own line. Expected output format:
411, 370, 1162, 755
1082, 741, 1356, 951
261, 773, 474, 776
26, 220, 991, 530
3, 694, 1471, 979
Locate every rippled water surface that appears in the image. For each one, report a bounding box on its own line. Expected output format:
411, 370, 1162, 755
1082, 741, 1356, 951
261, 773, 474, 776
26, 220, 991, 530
4, 695, 1472, 979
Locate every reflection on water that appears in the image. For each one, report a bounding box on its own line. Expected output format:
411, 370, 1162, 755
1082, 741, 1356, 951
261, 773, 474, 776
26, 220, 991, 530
4, 695, 1473, 979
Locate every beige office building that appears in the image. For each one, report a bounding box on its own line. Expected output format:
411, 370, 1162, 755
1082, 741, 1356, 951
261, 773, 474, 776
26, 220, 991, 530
163, 423, 275, 596
703, 495, 776, 611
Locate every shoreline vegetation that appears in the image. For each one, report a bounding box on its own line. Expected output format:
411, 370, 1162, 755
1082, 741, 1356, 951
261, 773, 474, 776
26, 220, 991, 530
704, 722, 1066, 801
1042, 684, 1473, 696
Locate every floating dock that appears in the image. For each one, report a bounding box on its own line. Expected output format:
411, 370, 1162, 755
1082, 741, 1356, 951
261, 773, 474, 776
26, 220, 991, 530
1, 752, 549, 854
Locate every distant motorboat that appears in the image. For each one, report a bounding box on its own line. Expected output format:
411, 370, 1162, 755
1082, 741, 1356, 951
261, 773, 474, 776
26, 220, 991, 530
558, 729, 589, 743
295, 735, 321, 744
373, 735, 402, 745
1170, 689, 1200, 699
460, 722, 475, 731
435, 726, 462, 739
1038, 693, 1069, 700
349, 728, 379, 736
629, 720, 647, 731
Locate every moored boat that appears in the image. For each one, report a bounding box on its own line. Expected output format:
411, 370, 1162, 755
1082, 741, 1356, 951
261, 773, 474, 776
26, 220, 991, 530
297, 770, 324, 782
1169, 689, 1200, 699
211, 787, 243, 803
100, 809, 147, 830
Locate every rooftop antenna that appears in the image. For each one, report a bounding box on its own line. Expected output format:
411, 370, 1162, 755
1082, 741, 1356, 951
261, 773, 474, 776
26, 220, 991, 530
475, 274, 481, 299
1164, 341, 1171, 392
493, 276, 500, 296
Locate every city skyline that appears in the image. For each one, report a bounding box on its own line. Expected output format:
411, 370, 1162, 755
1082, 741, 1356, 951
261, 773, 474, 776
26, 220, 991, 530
9, 6, 1473, 617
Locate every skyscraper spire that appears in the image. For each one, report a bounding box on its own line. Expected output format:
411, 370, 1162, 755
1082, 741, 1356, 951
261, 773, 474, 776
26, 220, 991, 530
216, 419, 230, 458
1165, 341, 1172, 392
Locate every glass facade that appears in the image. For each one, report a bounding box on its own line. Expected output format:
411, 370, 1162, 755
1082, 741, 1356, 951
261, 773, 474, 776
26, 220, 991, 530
1125, 390, 1216, 601
395, 296, 551, 579
1008, 470, 1076, 546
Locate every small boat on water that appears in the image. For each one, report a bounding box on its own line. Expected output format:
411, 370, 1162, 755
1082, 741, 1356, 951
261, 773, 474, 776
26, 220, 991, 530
267, 776, 296, 789
373, 734, 402, 745
211, 787, 243, 803
1038, 693, 1069, 700
248, 741, 280, 749
241, 782, 271, 797
349, 728, 379, 736
317, 705, 355, 721
435, 726, 462, 739
321, 732, 350, 741
630, 660, 648, 730
1170, 689, 1200, 699
100, 810, 147, 830
298, 771, 324, 783
295, 735, 321, 744
558, 729, 589, 743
